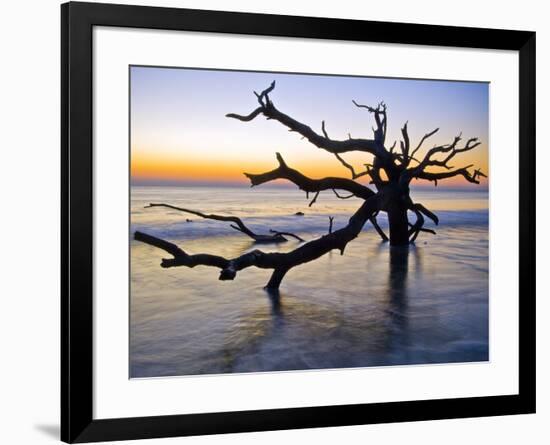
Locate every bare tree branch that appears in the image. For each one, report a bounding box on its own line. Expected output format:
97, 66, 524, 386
227, 82, 389, 159
333, 153, 373, 180
400, 121, 410, 162
410, 127, 439, 160
408, 206, 435, 243
415, 165, 485, 185
244, 152, 376, 200
413, 135, 481, 172
144, 203, 301, 244
413, 203, 439, 226
370, 214, 389, 242
321, 120, 329, 139
472, 168, 488, 181
135, 231, 229, 270
225, 107, 263, 122
332, 188, 356, 199
352, 100, 387, 144
308, 191, 320, 207
400, 131, 484, 188
326, 187, 389, 241
269, 229, 305, 242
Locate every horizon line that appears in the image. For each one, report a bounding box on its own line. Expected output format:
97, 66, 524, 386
130, 180, 488, 192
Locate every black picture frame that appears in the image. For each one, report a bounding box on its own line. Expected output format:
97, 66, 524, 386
61, 1, 536, 443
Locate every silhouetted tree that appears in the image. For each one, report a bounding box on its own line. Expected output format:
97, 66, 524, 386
135, 82, 485, 289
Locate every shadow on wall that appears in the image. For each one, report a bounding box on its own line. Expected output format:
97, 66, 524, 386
34, 424, 59, 440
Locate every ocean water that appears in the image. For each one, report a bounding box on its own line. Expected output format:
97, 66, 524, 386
130, 185, 489, 378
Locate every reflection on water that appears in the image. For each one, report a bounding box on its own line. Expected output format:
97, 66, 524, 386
130, 186, 489, 378
386, 246, 411, 342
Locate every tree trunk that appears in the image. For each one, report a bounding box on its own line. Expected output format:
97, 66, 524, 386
387, 206, 409, 246
266, 268, 289, 289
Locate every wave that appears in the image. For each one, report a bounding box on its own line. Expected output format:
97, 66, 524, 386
131, 209, 488, 241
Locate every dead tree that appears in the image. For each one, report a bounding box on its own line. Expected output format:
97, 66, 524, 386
135, 81, 486, 289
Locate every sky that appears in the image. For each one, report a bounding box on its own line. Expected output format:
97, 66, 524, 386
130, 66, 489, 189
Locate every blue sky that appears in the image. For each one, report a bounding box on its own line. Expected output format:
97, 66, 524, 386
130, 65, 488, 188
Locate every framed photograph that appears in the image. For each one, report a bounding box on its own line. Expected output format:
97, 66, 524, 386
61, 1, 536, 442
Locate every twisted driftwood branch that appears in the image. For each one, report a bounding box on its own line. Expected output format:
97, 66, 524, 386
227, 81, 389, 159
145, 203, 303, 243
244, 152, 375, 201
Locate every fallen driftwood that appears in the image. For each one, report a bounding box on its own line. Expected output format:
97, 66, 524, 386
145, 203, 304, 243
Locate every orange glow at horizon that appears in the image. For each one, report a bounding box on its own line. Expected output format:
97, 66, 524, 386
131, 144, 488, 188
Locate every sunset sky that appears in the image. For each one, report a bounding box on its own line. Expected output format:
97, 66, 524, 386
130, 66, 489, 189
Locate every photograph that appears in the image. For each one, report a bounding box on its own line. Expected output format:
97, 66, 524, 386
0, 0, 540, 443
129, 66, 489, 378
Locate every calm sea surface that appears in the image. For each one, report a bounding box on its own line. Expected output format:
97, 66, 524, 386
130, 185, 489, 378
